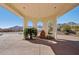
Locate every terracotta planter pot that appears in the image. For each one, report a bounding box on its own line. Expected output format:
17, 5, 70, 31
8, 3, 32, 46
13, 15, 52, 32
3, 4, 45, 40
40, 30, 46, 38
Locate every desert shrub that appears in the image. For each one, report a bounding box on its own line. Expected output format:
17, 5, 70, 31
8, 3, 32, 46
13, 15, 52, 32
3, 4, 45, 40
24, 28, 37, 39
63, 25, 71, 31
31, 28, 37, 37
24, 28, 29, 39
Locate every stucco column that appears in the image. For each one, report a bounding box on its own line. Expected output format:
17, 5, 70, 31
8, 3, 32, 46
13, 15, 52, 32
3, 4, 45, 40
33, 21, 37, 28
23, 18, 28, 30
53, 19, 57, 40
23, 18, 28, 39
43, 22, 48, 36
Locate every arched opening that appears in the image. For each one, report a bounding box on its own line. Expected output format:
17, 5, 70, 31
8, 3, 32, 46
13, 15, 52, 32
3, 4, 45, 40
37, 21, 43, 32
37, 20, 43, 36
48, 20, 53, 35
27, 20, 33, 28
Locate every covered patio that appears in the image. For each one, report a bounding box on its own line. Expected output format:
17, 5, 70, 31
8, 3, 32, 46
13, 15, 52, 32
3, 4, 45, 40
0, 3, 79, 55
0, 3, 79, 39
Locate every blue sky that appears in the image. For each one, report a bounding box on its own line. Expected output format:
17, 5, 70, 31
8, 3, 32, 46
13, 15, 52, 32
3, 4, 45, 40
0, 7, 23, 28
57, 6, 79, 24
0, 6, 79, 28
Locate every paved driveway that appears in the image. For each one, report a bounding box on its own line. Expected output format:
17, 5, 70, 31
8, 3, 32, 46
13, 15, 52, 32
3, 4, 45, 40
0, 32, 54, 55
0, 32, 79, 55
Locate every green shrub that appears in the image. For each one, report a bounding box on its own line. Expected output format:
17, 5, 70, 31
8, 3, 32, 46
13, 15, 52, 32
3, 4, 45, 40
24, 28, 37, 39
24, 28, 29, 39
62, 25, 71, 31
31, 28, 37, 37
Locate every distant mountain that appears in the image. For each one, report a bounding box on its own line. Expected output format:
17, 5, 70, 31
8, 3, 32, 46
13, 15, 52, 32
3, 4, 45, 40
58, 22, 79, 29
9, 26, 23, 31
67, 22, 77, 25
0, 28, 2, 31
58, 22, 79, 26
0, 28, 2, 29
0, 26, 23, 32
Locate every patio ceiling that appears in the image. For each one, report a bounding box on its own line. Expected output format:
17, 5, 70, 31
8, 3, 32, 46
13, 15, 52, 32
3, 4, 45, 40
0, 3, 79, 19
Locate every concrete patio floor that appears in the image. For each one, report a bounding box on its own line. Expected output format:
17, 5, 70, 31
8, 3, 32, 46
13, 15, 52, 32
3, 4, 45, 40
0, 32, 79, 55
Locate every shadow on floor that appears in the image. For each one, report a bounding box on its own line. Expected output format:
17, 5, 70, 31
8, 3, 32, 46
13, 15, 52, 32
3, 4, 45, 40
25, 38, 79, 55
